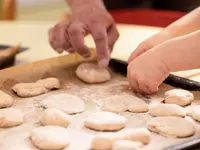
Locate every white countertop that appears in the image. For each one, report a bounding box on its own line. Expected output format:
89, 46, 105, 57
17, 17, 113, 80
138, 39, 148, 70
0, 21, 161, 65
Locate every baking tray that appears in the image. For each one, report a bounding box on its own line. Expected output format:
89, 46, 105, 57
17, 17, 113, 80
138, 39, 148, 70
0, 44, 29, 69
0, 50, 200, 150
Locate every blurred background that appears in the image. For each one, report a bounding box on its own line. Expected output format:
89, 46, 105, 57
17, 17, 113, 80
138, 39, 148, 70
1, 0, 200, 21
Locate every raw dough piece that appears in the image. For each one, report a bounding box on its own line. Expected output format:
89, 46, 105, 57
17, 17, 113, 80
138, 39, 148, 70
91, 128, 150, 150
40, 94, 84, 114
0, 90, 14, 108
30, 126, 69, 150
112, 140, 144, 150
149, 103, 186, 117
40, 108, 71, 127
75, 62, 111, 83
12, 83, 48, 97
165, 89, 194, 106
188, 105, 200, 122
102, 94, 148, 113
85, 111, 127, 131
36, 77, 60, 90
127, 96, 148, 113
0, 108, 23, 127
148, 116, 195, 138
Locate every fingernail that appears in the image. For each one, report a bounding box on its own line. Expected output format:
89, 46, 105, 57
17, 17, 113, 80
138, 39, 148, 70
99, 59, 109, 68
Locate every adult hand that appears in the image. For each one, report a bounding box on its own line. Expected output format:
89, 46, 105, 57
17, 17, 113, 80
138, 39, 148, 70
48, 0, 119, 68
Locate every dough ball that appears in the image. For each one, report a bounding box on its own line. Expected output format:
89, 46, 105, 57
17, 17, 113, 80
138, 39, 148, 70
36, 77, 60, 90
0, 108, 23, 127
148, 116, 195, 138
0, 90, 14, 108
91, 128, 150, 150
127, 96, 149, 113
165, 89, 194, 106
30, 126, 69, 150
102, 94, 148, 113
102, 95, 129, 113
40, 108, 71, 127
188, 105, 200, 122
149, 103, 186, 117
12, 83, 48, 97
75, 62, 111, 83
40, 94, 84, 114
85, 111, 127, 131
112, 140, 144, 150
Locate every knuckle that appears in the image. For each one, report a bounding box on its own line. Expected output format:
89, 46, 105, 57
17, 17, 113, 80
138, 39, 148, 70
69, 25, 80, 35
93, 32, 106, 41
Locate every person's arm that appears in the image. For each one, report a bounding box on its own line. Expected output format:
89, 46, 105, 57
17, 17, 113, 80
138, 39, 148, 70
164, 6, 200, 38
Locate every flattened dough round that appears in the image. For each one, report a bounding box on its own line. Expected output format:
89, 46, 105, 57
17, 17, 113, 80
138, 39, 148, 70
75, 62, 111, 83
149, 103, 186, 117
165, 89, 194, 106
12, 83, 48, 97
36, 77, 60, 90
40, 94, 84, 114
0, 90, 14, 108
102, 94, 148, 113
91, 128, 150, 150
40, 108, 71, 127
112, 140, 143, 150
0, 108, 23, 127
148, 116, 195, 138
189, 105, 200, 122
85, 111, 127, 131
30, 126, 69, 150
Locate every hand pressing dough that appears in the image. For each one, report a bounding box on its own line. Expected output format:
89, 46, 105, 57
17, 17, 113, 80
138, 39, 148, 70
102, 94, 148, 113
112, 140, 144, 150
0, 108, 23, 127
148, 116, 195, 138
30, 126, 69, 150
0, 90, 14, 108
85, 111, 127, 131
40, 94, 84, 114
40, 108, 71, 127
149, 103, 186, 117
165, 89, 194, 106
91, 128, 150, 150
76, 62, 111, 83
36, 77, 60, 90
12, 83, 48, 97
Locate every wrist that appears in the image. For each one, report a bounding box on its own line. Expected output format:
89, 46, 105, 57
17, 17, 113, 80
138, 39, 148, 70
67, 0, 104, 10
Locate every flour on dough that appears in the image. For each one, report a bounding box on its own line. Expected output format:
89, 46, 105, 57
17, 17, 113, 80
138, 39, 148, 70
36, 77, 60, 90
12, 83, 48, 97
188, 105, 200, 122
30, 126, 69, 150
0, 108, 23, 127
148, 116, 195, 138
40, 108, 71, 127
85, 111, 127, 131
112, 140, 144, 150
91, 128, 150, 150
75, 62, 111, 83
149, 103, 186, 117
165, 89, 194, 106
0, 90, 14, 108
102, 94, 148, 113
40, 94, 84, 114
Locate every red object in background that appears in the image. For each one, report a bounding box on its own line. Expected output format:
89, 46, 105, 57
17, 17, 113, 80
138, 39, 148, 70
109, 9, 186, 27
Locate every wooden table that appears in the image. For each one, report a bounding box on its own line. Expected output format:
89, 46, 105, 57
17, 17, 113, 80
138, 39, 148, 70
0, 21, 200, 80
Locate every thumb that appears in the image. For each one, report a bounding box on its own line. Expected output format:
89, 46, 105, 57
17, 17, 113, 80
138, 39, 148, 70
128, 44, 151, 64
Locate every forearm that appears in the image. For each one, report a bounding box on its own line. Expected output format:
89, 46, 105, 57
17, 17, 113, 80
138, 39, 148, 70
164, 7, 200, 38
66, 0, 104, 9
162, 30, 200, 72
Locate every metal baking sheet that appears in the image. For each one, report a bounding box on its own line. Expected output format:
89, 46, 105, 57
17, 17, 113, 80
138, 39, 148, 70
0, 51, 200, 150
